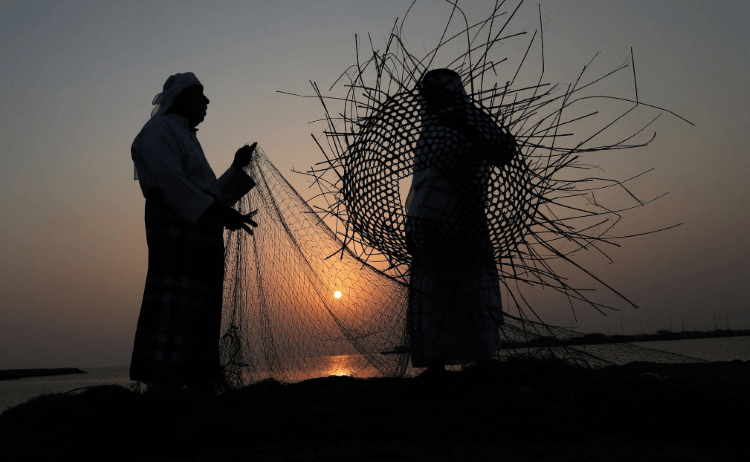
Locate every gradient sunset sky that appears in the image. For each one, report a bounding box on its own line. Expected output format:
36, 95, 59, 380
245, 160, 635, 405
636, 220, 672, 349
1, 0, 748, 368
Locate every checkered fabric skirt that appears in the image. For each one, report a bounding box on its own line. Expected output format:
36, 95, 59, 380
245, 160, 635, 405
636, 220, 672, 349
406, 206, 503, 368
407, 261, 503, 368
130, 195, 225, 386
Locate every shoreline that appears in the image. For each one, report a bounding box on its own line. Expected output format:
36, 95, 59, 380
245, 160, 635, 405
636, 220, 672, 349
4, 334, 747, 374
495, 332, 750, 350
0, 368, 86, 381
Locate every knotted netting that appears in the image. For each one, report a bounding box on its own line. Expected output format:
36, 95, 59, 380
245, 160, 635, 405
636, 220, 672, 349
217, 1, 698, 388
220, 146, 411, 386
217, 149, 699, 388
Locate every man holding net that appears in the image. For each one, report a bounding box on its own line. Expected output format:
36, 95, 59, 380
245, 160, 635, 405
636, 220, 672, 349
406, 69, 514, 374
130, 72, 257, 394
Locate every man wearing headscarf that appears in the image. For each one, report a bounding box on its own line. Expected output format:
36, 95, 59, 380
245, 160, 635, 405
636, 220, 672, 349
130, 72, 257, 393
405, 69, 515, 374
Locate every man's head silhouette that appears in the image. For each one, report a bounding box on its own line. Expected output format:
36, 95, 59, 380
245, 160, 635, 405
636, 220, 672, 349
168, 85, 209, 129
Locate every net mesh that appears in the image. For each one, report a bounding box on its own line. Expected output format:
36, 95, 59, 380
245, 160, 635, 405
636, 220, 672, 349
217, 2, 698, 389
221, 149, 410, 385
218, 148, 700, 389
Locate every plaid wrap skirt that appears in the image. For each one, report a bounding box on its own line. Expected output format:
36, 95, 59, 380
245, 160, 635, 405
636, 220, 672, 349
130, 195, 225, 386
406, 191, 503, 368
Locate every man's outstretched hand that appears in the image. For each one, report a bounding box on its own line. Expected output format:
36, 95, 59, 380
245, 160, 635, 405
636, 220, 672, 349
203, 201, 258, 235
232, 142, 258, 170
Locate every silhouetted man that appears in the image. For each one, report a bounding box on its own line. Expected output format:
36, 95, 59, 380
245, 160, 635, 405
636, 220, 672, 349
405, 69, 513, 375
130, 72, 257, 394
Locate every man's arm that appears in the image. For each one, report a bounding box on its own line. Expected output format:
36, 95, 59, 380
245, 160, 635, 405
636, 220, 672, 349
438, 114, 515, 168
201, 200, 258, 234
217, 143, 257, 206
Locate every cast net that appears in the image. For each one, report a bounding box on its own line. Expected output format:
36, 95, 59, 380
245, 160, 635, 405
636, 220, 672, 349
218, 1, 698, 388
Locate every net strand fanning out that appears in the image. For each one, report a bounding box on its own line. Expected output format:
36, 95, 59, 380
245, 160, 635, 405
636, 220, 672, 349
218, 1, 697, 388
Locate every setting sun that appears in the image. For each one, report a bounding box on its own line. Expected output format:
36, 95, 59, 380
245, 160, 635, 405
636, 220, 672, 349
334, 291, 342, 299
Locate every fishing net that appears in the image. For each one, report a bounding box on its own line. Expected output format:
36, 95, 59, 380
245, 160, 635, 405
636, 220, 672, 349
217, 1, 698, 388
220, 146, 410, 386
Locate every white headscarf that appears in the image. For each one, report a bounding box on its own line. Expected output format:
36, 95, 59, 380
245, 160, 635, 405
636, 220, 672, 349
150, 72, 202, 118
134, 72, 203, 180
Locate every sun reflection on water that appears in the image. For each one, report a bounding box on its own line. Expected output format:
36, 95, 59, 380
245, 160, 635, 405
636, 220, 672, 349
323, 354, 356, 377
241, 354, 384, 383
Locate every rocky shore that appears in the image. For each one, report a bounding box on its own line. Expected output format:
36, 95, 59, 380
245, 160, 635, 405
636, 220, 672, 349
1, 358, 747, 461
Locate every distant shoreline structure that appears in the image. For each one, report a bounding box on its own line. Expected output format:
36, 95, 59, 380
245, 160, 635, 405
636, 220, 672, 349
381, 329, 750, 355
0, 368, 87, 381
502, 329, 750, 350
2, 331, 747, 374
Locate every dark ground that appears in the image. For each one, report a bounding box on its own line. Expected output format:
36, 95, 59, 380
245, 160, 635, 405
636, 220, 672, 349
1, 358, 748, 461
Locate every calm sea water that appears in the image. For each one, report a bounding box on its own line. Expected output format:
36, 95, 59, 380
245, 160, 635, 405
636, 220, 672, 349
0, 365, 132, 413
2, 336, 748, 413
0, 355, 380, 413
631, 335, 750, 362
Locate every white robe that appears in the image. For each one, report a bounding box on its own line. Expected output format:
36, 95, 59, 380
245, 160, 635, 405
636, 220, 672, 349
405, 115, 503, 367
132, 113, 254, 224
